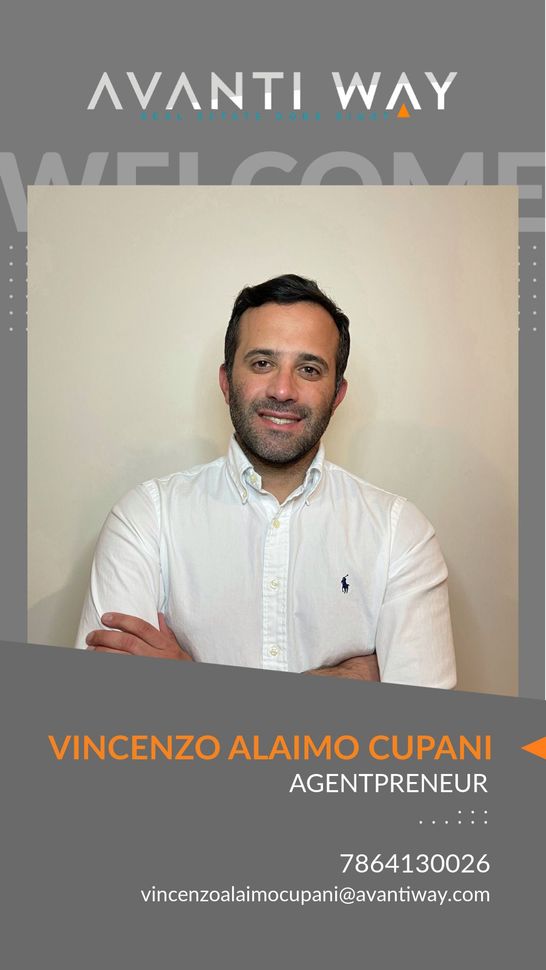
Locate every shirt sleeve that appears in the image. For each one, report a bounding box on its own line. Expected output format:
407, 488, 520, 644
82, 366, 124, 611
375, 499, 457, 688
74, 483, 163, 649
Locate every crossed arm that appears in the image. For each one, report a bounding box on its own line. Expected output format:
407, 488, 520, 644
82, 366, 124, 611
78, 482, 455, 688
85, 612, 380, 681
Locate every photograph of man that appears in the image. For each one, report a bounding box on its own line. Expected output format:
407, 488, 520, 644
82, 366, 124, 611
77, 273, 456, 687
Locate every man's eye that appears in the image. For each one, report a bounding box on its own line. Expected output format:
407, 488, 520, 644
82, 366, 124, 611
300, 365, 321, 377
252, 359, 272, 370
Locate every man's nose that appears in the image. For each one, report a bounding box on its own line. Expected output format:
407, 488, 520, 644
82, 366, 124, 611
265, 365, 299, 401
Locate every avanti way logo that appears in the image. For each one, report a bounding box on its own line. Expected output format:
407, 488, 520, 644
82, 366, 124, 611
87, 71, 457, 117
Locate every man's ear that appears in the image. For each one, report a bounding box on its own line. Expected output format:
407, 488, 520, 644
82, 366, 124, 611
332, 378, 348, 413
219, 363, 230, 405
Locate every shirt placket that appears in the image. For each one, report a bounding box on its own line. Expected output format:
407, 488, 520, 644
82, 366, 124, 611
262, 503, 292, 671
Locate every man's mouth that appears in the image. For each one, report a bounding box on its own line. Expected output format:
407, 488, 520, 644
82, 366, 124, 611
265, 416, 298, 425
257, 409, 304, 428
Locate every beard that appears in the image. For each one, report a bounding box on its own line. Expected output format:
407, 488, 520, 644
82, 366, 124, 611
227, 378, 336, 466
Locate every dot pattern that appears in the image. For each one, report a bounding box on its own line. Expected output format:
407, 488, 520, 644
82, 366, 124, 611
518, 235, 543, 337
3, 241, 28, 336
418, 809, 488, 826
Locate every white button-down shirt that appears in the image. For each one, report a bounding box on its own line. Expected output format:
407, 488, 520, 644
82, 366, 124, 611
76, 436, 456, 687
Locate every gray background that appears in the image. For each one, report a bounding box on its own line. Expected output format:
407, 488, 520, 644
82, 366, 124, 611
1, 0, 543, 692
2, 644, 546, 968
0, 3, 545, 965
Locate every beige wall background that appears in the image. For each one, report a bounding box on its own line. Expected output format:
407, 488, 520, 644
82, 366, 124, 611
28, 186, 518, 695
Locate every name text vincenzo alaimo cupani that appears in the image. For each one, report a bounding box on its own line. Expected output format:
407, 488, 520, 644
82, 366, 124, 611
47, 734, 491, 793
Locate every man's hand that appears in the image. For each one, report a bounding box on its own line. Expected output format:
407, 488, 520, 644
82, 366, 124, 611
306, 654, 380, 681
85, 612, 193, 661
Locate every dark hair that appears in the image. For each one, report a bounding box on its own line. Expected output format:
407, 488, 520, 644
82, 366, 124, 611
224, 274, 350, 392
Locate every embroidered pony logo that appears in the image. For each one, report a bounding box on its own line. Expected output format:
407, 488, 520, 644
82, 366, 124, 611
341, 574, 350, 594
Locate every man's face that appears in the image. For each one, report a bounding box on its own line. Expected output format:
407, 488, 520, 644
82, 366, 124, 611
219, 301, 347, 466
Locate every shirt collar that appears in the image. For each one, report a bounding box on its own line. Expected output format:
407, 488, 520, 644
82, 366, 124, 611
226, 435, 324, 504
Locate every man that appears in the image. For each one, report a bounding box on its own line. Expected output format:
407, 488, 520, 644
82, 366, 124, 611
77, 274, 456, 686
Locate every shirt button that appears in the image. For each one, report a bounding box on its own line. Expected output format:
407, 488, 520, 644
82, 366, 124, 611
270, 579, 279, 590
241, 489, 248, 500
269, 646, 279, 657
272, 518, 281, 528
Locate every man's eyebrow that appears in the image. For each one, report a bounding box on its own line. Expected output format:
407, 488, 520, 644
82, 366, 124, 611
242, 348, 277, 361
242, 348, 330, 371
295, 352, 329, 371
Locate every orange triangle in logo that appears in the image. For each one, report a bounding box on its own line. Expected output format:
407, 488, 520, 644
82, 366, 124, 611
397, 103, 411, 118
522, 736, 546, 760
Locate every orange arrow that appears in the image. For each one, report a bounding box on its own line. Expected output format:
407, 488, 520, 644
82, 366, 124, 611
521, 737, 546, 760
397, 103, 411, 118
